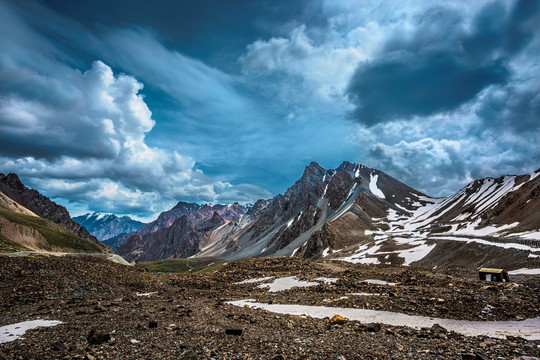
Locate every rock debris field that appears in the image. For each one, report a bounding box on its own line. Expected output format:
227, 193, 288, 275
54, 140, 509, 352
1, 255, 540, 359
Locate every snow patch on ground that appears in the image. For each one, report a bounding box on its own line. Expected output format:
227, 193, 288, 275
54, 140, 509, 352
0, 320, 62, 344
254, 276, 338, 292
314, 277, 339, 284
258, 276, 320, 292
234, 276, 274, 285
227, 300, 540, 340
508, 268, 540, 275
363, 279, 396, 286
347, 293, 383, 296
358, 257, 380, 264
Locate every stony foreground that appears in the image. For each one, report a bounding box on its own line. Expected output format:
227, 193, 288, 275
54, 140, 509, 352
1, 255, 539, 360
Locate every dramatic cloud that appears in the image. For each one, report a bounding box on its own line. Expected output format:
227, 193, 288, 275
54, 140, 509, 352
0, 1, 272, 219
99, 28, 250, 120
367, 138, 466, 195
346, 0, 539, 125
0, 0, 538, 219
0, 60, 155, 160
239, 23, 371, 106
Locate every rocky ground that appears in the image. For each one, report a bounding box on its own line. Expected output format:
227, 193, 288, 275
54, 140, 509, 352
1, 255, 539, 360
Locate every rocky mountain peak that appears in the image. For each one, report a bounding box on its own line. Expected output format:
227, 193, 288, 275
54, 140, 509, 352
208, 211, 225, 228
335, 161, 371, 177
3, 173, 25, 191
303, 162, 325, 177
172, 201, 200, 211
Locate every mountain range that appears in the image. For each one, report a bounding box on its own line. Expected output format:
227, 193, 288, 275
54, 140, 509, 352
117, 202, 247, 262
73, 213, 145, 241
114, 162, 540, 269
1, 162, 538, 269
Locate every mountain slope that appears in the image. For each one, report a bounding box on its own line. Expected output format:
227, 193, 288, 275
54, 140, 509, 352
117, 203, 247, 262
381, 169, 540, 238
0, 190, 38, 216
196, 162, 540, 267
73, 213, 144, 241
0, 209, 105, 252
200, 161, 426, 260
0, 190, 106, 253
0, 173, 106, 249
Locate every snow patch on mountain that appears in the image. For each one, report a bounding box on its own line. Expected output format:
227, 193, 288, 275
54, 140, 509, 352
369, 173, 385, 199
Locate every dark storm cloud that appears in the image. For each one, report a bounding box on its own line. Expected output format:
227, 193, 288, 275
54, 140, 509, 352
346, 0, 540, 126
476, 82, 540, 132
41, 0, 325, 70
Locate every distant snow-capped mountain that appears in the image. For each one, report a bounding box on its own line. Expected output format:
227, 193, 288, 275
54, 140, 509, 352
73, 213, 145, 241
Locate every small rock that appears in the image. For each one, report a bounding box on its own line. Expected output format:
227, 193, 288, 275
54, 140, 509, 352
51, 340, 66, 351
87, 329, 111, 345
329, 314, 348, 325
225, 328, 243, 336
178, 350, 197, 360
271, 355, 285, 360
430, 324, 447, 333
366, 323, 381, 332
148, 320, 158, 328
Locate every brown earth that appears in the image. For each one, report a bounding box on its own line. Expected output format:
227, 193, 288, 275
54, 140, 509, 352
0, 215, 51, 251
1, 255, 539, 360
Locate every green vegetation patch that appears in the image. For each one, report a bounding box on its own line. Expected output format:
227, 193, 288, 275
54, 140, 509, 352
0, 234, 29, 253
137, 257, 225, 273
0, 210, 102, 252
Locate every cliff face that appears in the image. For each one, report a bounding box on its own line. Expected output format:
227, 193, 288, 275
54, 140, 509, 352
0, 173, 106, 250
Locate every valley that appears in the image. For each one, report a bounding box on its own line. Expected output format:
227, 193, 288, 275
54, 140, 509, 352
2, 1, 540, 358
0, 164, 539, 359
1, 255, 539, 359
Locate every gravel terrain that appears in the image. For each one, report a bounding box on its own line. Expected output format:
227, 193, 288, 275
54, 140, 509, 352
1, 255, 539, 359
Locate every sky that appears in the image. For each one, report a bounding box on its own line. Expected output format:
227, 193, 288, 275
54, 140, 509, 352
0, 0, 539, 221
